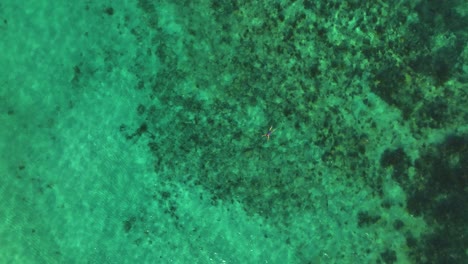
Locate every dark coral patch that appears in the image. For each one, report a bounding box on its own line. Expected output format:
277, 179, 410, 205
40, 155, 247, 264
380, 147, 410, 185
406, 134, 468, 263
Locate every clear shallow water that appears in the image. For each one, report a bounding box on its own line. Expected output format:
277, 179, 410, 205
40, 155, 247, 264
1, 1, 467, 263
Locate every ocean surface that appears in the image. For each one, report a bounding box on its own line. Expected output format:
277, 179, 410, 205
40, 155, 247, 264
1, 1, 467, 263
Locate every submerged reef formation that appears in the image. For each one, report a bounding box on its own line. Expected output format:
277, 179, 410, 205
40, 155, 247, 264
117, 0, 467, 262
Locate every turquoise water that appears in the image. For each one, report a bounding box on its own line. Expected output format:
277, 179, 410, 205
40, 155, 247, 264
1, 1, 467, 263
